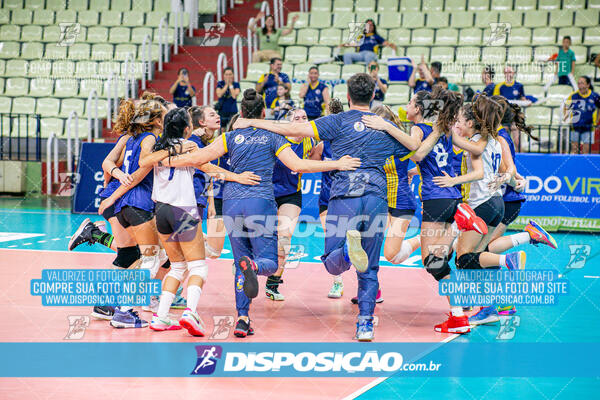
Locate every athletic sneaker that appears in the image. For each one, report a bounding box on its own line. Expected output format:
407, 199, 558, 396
497, 305, 517, 315
170, 287, 187, 309
68, 218, 96, 250
265, 275, 285, 301
142, 296, 159, 313
345, 230, 369, 273
179, 308, 206, 336
525, 220, 557, 249
238, 256, 259, 299
150, 314, 182, 331
90, 305, 115, 320
454, 203, 488, 235
355, 318, 374, 341
434, 313, 470, 334
110, 309, 148, 328
327, 281, 344, 298
469, 306, 500, 325
351, 289, 383, 304
506, 251, 526, 270
233, 318, 254, 338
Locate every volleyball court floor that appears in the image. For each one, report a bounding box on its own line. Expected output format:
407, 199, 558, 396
0, 201, 598, 399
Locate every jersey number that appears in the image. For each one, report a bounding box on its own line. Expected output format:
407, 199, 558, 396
123, 150, 133, 174
491, 153, 501, 173
168, 167, 175, 181
433, 143, 448, 168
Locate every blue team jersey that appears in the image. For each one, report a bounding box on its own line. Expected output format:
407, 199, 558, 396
311, 110, 410, 201
258, 72, 291, 109
303, 81, 327, 118
356, 32, 385, 53
373, 78, 388, 102
483, 83, 495, 97
114, 132, 156, 214
221, 127, 290, 200
567, 90, 600, 132
414, 123, 462, 201
493, 81, 525, 100
209, 135, 230, 200
497, 126, 525, 203
269, 97, 295, 120
451, 147, 467, 202
188, 134, 209, 207
383, 151, 417, 211
99, 133, 129, 199
273, 137, 314, 198
319, 140, 333, 207
414, 78, 433, 93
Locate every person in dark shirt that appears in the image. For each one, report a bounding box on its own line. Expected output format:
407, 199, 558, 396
482, 65, 496, 97
340, 19, 397, 65
408, 57, 441, 94
369, 61, 388, 108
216, 67, 241, 128
169, 68, 196, 107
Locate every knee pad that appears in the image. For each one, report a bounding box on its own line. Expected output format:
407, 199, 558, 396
188, 259, 208, 281
424, 254, 451, 281
457, 252, 482, 270
278, 236, 291, 258
140, 254, 161, 278
158, 248, 170, 269
391, 241, 414, 264
166, 261, 186, 282
112, 246, 141, 269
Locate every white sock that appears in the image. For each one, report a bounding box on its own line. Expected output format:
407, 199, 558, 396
499, 254, 507, 268
157, 291, 175, 318
451, 306, 464, 317
120, 306, 132, 312
510, 232, 531, 248
186, 285, 203, 312
333, 275, 343, 283
158, 248, 168, 266
391, 240, 415, 264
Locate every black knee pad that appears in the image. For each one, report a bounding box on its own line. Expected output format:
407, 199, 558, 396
113, 245, 141, 269
424, 254, 451, 281
457, 252, 483, 270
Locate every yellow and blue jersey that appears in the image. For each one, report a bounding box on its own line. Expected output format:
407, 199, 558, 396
303, 81, 327, 118
209, 135, 230, 200
566, 90, 600, 132
269, 97, 295, 120
482, 82, 495, 97
493, 81, 525, 100
414, 78, 432, 93
99, 133, 128, 200
319, 140, 333, 207
273, 137, 314, 198
356, 32, 385, 54
497, 125, 525, 203
383, 152, 417, 211
450, 146, 468, 202
258, 72, 291, 109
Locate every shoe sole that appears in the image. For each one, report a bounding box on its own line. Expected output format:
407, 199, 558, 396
179, 316, 205, 336
470, 315, 500, 325
357, 336, 374, 342
150, 323, 182, 331
350, 298, 383, 304
68, 217, 90, 251
527, 221, 558, 249
327, 292, 343, 298
170, 305, 187, 309
239, 256, 259, 299
456, 204, 488, 235
346, 230, 368, 273
265, 292, 285, 301
90, 311, 113, 321
234, 327, 254, 338
435, 326, 471, 333
110, 321, 148, 329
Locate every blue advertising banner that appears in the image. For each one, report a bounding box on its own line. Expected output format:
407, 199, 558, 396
72, 142, 114, 214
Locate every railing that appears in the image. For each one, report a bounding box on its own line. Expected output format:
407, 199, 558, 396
173, 7, 184, 55
232, 34, 244, 82
140, 34, 152, 90
46, 132, 58, 195
87, 89, 98, 141
123, 53, 136, 99
66, 111, 79, 173
273, 0, 283, 29
521, 125, 600, 155
106, 72, 119, 129
0, 114, 41, 161
216, 52, 228, 81
203, 72, 215, 106
247, 18, 257, 64
299, 0, 308, 12
260, 1, 270, 26
158, 17, 168, 71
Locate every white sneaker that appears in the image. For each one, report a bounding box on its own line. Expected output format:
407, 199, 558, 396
141, 296, 159, 313
265, 287, 285, 301
150, 314, 182, 331
328, 281, 344, 298
179, 308, 206, 337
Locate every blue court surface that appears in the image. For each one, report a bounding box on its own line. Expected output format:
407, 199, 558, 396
1, 206, 599, 398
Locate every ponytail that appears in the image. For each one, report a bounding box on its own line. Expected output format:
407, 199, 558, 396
153, 107, 190, 154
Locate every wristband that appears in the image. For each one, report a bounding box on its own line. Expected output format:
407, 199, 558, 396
110, 166, 118, 177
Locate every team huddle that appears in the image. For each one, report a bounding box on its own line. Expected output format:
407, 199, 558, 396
69, 72, 558, 341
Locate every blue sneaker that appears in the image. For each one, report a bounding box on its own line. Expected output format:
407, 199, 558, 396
469, 306, 499, 325
497, 305, 517, 315
170, 287, 187, 309
110, 309, 148, 328
506, 251, 526, 270
355, 318, 374, 341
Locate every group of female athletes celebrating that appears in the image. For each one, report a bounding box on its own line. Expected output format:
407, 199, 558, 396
69, 73, 558, 341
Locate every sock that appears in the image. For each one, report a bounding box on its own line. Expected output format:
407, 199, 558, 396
334, 275, 343, 283
511, 232, 531, 247
120, 306, 132, 312
451, 306, 465, 317
158, 248, 169, 268
499, 255, 507, 268
186, 285, 202, 312
391, 240, 416, 264
157, 291, 175, 318
92, 229, 114, 249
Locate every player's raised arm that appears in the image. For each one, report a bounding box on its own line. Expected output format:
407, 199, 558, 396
276, 146, 360, 173
233, 118, 316, 138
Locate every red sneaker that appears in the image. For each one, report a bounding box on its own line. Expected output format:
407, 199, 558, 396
454, 203, 488, 235
351, 289, 383, 304
434, 313, 471, 334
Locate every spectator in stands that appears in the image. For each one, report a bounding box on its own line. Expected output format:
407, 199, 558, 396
256, 57, 291, 109
339, 19, 397, 65
564, 76, 600, 154
299, 66, 330, 120
482, 65, 496, 96
216, 66, 241, 128
544, 36, 578, 92
268, 84, 295, 120
408, 58, 441, 93
434, 77, 449, 90
169, 68, 196, 107
369, 61, 388, 108
493, 66, 530, 106
249, 12, 299, 63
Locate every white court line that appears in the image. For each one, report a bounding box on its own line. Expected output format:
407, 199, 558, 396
584, 276, 600, 279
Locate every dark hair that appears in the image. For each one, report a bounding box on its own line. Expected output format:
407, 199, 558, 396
437, 77, 448, 84
188, 105, 205, 129
580, 75, 593, 91
347, 73, 375, 106
412, 90, 436, 120
262, 15, 277, 35
431, 61, 442, 74
432, 86, 463, 133
309, 66, 319, 73
363, 19, 378, 36
226, 113, 240, 132
328, 98, 344, 114
177, 67, 188, 75
223, 66, 234, 74
153, 107, 190, 153
483, 65, 495, 79
241, 88, 265, 119
277, 83, 291, 100
492, 95, 537, 141
462, 94, 505, 140
270, 57, 282, 65
563, 36, 572, 42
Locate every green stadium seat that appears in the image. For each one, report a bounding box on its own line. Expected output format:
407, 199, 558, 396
55, 10, 77, 24
0, 60, 5, 76
468, 0, 489, 11
515, 0, 535, 10
319, 63, 341, 81
0, 12, 9, 25
114, 44, 137, 60
356, 0, 376, 12
154, 0, 172, 11
590, 46, 600, 61
574, 64, 596, 77
525, 106, 551, 125
29, 78, 54, 97
59, 98, 85, 118
332, 83, 347, 100
558, 27, 582, 44
319, 28, 341, 46
563, 0, 584, 9
40, 118, 63, 137
296, 29, 319, 46
132, 0, 153, 9
131, 27, 153, 44
377, 0, 397, 11
28, 60, 51, 77
584, 27, 600, 45
405, 46, 430, 61
451, 11, 474, 28
75, 61, 97, 78
311, 0, 331, 12
51, 60, 75, 77
523, 10, 548, 28
85, 98, 108, 119
385, 84, 409, 104
332, 13, 354, 29
12, 10, 33, 25
54, 79, 79, 98
491, 0, 511, 10
91, 44, 114, 60
430, 47, 455, 63
0, 97, 11, 113
308, 46, 331, 63
518, 69, 542, 84
122, 11, 145, 26
387, 28, 411, 46
444, 69, 463, 84
538, 0, 560, 9
5, 78, 29, 97
110, 0, 132, 11
379, 13, 402, 29
239, 81, 255, 95
0, 78, 4, 94
498, 10, 523, 25
402, 12, 424, 28
548, 10, 573, 27
570, 45, 586, 64
80, 79, 104, 97
244, 63, 268, 81
168, 12, 190, 27
4, 0, 23, 8
546, 86, 572, 106
459, 28, 482, 45
45, 44, 67, 59
142, 43, 161, 61
333, 0, 353, 12
146, 11, 169, 27
292, 63, 312, 81
0, 42, 20, 59
100, 11, 123, 27
576, 11, 600, 27
79, 10, 100, 26
524, 85, 544, 99
280, 63, 293, 77
67, 43, 90, 60
435, 28, 458, 45
11, 98, 36, 117
401, 0, 421, 12
0, 25, 21, 42
380, 46, 400, 59
474, 11, 498, 27
341, 64, 364, 80
590, 0, 600, 7
21, 42, 44, 60
422, 0, 443, 11
426, 11, 449, 28
121, 61, 144, 79
277, 30, 296, 46
152, 27, 175, 43
411, 28, 434, 45
5, 60, 28, 77
532, 28, 557, 45
109, 27, 131, 43
508, 28, 531, 45
481, 47, 506, 63
445, 0, 466, 10
97, 61, 121, 77
33, 10, 55, 25
87, 26, 109, 43
534, 45, 557, 62
21, 26, 43, 42
284, 46, 307, 64
46, 0, 66, 9
69, 0, 90, 11
551, 107, 568, 126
